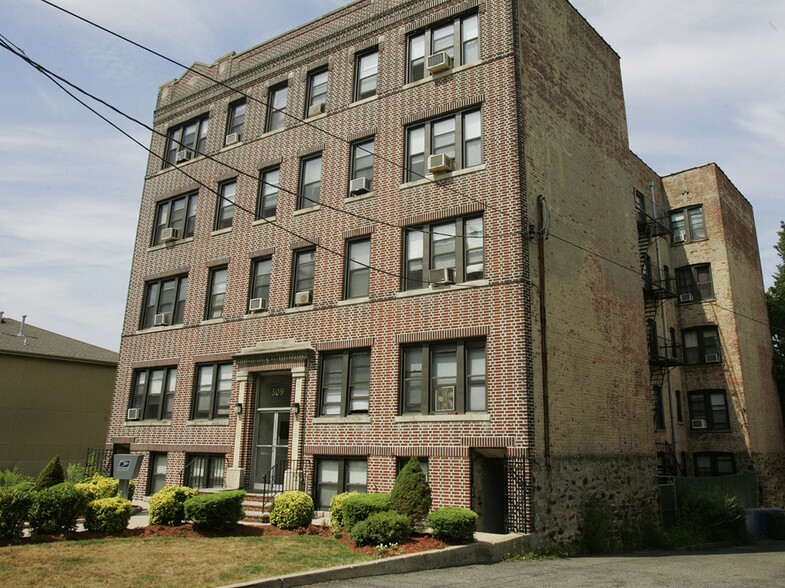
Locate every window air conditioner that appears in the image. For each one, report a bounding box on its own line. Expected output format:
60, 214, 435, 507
704, 353, 721, 364
161, 227, 179, 242
673, 234, 687, 243
127, 408, 141, 421
679, 292, 694, 303
153, 312, 171, 327
308, 102, 325, 117
349, 177, 371, 196
427, 153, 454, 174
294, 290, 313, 306
248, 297, 268, 312
225, 133, 240, 145
426, 51, 453, 74
175, 149, 193, 163
691, 418, 708, 429
428, 267, 456, 286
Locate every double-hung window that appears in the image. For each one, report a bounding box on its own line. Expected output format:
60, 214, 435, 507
694, 452, 735, 477
344, 238, 370, 299
354, 49, 378, 101
306, 68, 328, 116
291, 248, 315, 306
129, 367, 176, 421
141, 274, 188, 329
682, 326, 721, 365
185, 454, 225, 488
249, 257, 271, 307
315, 457, 367, 509
320, 349, 371, 416
689, 390, 730, 430
407, 13, 479, 82
225, 100, 246, 143
676, 264, 714, 301
265, 83, 288, 132
404, 215, 484, 290
164, 115, 208, 167
257, 167, 279, 219
401, 339, 486, 414
350, 138, 375, 194
298, 154, 322, 208
215, 180, 236, 230
205, 266, 227, 320
152, 191, 197, 245
148, 453, 168, 495
405, 108, 481, 181
192, 363, 232, 420
670, 205, 706, 242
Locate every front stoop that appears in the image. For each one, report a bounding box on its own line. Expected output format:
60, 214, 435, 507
242, 493, 273, 524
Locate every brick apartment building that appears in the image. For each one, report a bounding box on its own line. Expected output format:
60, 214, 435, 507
106, 0, 785, 539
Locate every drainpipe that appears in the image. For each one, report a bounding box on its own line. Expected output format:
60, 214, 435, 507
537, 195, 551, 470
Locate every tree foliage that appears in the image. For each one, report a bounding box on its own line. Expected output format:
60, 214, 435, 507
766, 221, 785, 415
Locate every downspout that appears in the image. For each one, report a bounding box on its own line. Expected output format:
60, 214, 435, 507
537, 195, 551, 470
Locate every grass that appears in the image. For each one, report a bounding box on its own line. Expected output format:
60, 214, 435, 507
0, 535, 371, 587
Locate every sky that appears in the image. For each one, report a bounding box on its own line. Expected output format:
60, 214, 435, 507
1, 0, 783, 352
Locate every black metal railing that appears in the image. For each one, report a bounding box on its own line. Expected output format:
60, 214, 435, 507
636, 199, 671, 238
648, 334, 683, 366
656, 441, 684, 482
642, 264, 677, 299
257, 459, 306, 498
85, 448, 113, 478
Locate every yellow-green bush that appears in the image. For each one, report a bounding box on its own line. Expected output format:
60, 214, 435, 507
75, 474, 120, 502
84, 496, 133, 534
329, 491, 358, 529
149, 486, 198, 526
269, 491, 314, 530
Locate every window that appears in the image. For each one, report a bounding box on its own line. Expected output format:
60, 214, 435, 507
129, 367, 176, 421
249, 257, 271, 305
676, 264, 714, 301
141, 274, 188, 329
265, 83, 288, 132
354, 49, 378, 101
405, 108, 481, 181
404, 215, 484, 290
407, 13, 479, 82
683, 326, 721, 365
689, 390, 730, 430
401, 339, 486, 414
152, 191, 198, 245
670, 205, 706, 242
164, 115, 209, 167
192, 362, 232, 420
225, 100, 246, 142
396, 457, 428, 479
205, 266, 228, 320
291, 248, 315, 306
344, 238, 370, 299
316, 457, 366, 509
148, 453, 167, 495
298, 154, 322, 209
694, 452, 735, 477
320, 349, 370, 416
654, 386, 665, 430
185, 454, 225, 488
215, 180, 235, 230
306, 68, 328, 116
350, 138, 375, 194
676, 390, 684, 423
257, 167, 279, 219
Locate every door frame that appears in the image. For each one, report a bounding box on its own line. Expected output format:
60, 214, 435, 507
250, 372, 292, 492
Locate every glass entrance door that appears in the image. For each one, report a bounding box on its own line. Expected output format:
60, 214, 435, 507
252, 374, 291, 491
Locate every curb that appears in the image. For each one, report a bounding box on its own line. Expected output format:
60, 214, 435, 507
220, 533, 529, 588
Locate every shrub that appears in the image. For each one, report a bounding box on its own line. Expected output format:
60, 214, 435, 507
148, 486, 198, 526
427, 507, 478, 543
390, 457, 431, 524
329, 491, 358, 529
269, 491, 314, 530
0, 487, 34, 541
28, 482, 88, 535
84, 496, 133, 534
342, 493, 392, 530
350, 510, 412, 546
672, 490, 749, 545
184, 490, 246, 531
65, 462, 91, 484
75, 474, 120, 502
0, 468, 31, 489
577, 495, 616, 553
10, 481, 35, 493
34, 456, 64, 491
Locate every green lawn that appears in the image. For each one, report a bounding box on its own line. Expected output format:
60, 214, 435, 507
0, 535, 371, 587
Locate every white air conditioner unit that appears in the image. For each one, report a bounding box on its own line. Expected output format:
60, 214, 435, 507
249, 297, 268, 312
691, 418, 708, 430
429, 267, 456, 286
153, 312, 171, 327
705, 353, 721, 364
294, 290, 312, 306
349, 177, 371, 196
161, 227, 179, 243
427, 153, 454, 174
127, 408, 140, 421
673, 233, 687, 243
426, 51, 453, 74
225, 132, 240, 145
308, 102, 325, 117
175, 149, 192, 163
679, 292, 694, 303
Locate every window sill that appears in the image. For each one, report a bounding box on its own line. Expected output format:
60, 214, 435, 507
395, 413, 490, 423
155, 154, 205, 175
124, 420, 171, 427
252, 216, 277, 226
336, 296, 369, 307
261, 126, 287, 139
136, 323, 185, 334
243, 310, 270, 319
399, 164, 487, 190
396, 279, 489, 299
201, 317, 224, 325
679, 297, 716, 305
293, 205, 321, 216
689, 428, 731, 433
211, 227, 233, 236
220, 141, 243, 152
345, 191, 374, 203
284, 305, 314, 314
313, 416, 371, 424
186, 419, 230, 426
671, 237, 709, 247
306, 112, 327, 122
401, 60, 483, 92
348, 95, 378, 108
683, 362, 723, 368
147, 237, 194, 252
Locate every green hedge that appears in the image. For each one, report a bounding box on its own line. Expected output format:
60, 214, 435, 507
0, 487, 34, 541
75, 474, 120, 502
184, 490, 246, 531
342, 493, 391, 530
149, 486, 198, 526
270, 491, 314, 530
329, 491, 358, 529
427, 507, 478, 543
350, 510, 412, 546
29, 482, 88, 535
84, 496, 133, 534
390, 457, 431, 523
34, 456, 64, 491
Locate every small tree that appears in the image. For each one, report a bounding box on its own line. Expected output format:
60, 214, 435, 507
766, 220, 785, 418
35, 456, 64, 491
390, 457, 431, 523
